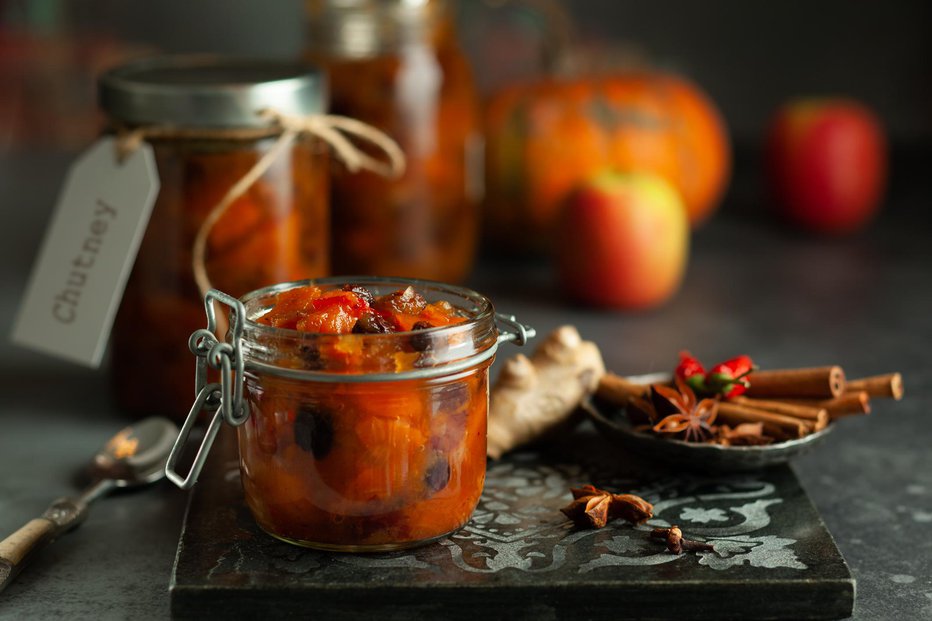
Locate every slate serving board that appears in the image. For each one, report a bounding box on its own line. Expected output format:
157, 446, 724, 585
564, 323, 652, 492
170, 428, 854, 620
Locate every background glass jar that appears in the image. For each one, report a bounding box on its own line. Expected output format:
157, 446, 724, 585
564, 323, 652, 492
99, 57, 330, 421
224, 277, 530, 551
305, 0, 481, 283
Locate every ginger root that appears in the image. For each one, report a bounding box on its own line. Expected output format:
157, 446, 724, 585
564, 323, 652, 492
487, 325, 605, 459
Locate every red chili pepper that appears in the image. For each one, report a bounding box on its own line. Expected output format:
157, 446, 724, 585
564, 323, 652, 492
717, 382, 745, 399
706, 355, 756, 399
675, 351, 707, 393
709, 355, 753, 379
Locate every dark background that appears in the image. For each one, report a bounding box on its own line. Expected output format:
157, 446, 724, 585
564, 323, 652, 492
2, 0, 931, 147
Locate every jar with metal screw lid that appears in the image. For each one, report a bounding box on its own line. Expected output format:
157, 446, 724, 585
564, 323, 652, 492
305, 0, 482, 283
99, 56, 330, 421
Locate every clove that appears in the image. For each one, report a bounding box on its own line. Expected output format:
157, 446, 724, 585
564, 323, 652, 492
650, 525, 714, 554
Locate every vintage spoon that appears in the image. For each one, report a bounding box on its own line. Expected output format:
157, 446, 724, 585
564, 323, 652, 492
0, 417, 178, 593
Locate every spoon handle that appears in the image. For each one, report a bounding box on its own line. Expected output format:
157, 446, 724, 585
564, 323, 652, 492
0, 497, 88, 593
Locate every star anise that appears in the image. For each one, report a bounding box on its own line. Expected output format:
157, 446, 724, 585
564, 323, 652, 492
650, 376, 719, 443
561, 484, 654, 529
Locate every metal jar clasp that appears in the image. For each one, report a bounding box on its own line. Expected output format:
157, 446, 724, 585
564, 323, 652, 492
495, 313, 535, 346
164, 290, 249, 489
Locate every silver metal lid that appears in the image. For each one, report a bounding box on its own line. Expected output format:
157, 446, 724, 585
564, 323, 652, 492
306, 0, 444, 59
99, 56, 327, 128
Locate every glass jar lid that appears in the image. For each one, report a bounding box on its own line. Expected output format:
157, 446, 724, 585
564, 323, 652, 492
99, 55, 326, 128
306, 0, 446, 58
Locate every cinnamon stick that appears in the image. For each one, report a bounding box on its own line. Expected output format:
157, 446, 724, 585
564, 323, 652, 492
846, 373, 903, 400
730, 396, 829, 431
745, 366, 845, 399
785, 391, 871, 420
596, 373, 649, 405
716, 402, 809, 439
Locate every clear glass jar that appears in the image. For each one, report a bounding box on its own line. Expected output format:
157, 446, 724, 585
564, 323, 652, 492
305, 0, 481, 283
240, 278, 507, 551
166, 277, 534, 552
99, 57, 330, 421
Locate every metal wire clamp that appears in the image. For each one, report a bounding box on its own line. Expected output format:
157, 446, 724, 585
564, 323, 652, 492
495, 313, 535, 346
165, 290, 249, 489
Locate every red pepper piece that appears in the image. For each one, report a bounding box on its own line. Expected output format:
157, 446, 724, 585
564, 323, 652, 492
675, 351, 707, 393
709, 355, 754, 379
707, 355, 756, 399
720, 382, 748, 399
310, 291, 371, 313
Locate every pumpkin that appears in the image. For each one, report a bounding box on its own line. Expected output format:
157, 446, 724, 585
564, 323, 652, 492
484, 72, 730, 250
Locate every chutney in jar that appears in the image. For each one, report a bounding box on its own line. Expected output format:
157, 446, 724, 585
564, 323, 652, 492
237, 278, 498, 551
306, 0, 481, 282
99, 57, 330, 420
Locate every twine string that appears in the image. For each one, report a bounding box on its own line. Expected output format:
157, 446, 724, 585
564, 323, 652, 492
258, 109, 406, 179
190, 128, 300, 297
115, 108, 406, 298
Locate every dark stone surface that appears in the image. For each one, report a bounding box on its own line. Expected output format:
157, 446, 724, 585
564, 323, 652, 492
171, 431, 853, 620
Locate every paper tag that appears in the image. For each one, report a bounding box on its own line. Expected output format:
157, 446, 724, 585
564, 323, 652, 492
11, 137, 160, 367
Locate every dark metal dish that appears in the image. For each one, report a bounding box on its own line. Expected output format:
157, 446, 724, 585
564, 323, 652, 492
585, 373, 834, 471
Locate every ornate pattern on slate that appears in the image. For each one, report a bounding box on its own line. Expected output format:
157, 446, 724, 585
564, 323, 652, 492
441, 455, 805, 573
209, 452, 805, 576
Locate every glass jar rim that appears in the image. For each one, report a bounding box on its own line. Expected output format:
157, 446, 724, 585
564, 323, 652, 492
240, 275, 494, 337
237, 276, 500, 382
306, 0, 448, 59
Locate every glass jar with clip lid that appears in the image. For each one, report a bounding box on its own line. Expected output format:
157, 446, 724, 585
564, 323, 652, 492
165, 277, 535, 552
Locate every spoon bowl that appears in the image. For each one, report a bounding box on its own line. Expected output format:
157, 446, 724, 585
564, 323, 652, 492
87, 417, 180, 490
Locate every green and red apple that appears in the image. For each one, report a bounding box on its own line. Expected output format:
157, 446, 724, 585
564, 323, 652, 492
557, 171, 689, 310
766, 98, 887, 234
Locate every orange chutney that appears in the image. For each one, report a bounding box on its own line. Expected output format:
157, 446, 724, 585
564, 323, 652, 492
237, 280, 500, 551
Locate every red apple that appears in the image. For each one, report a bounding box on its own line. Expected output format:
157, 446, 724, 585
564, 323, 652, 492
766, 98, 887, 234
557, 171, 689, 309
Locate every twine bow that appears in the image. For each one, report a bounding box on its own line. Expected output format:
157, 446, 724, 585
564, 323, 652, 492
116, 108, 406, 298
